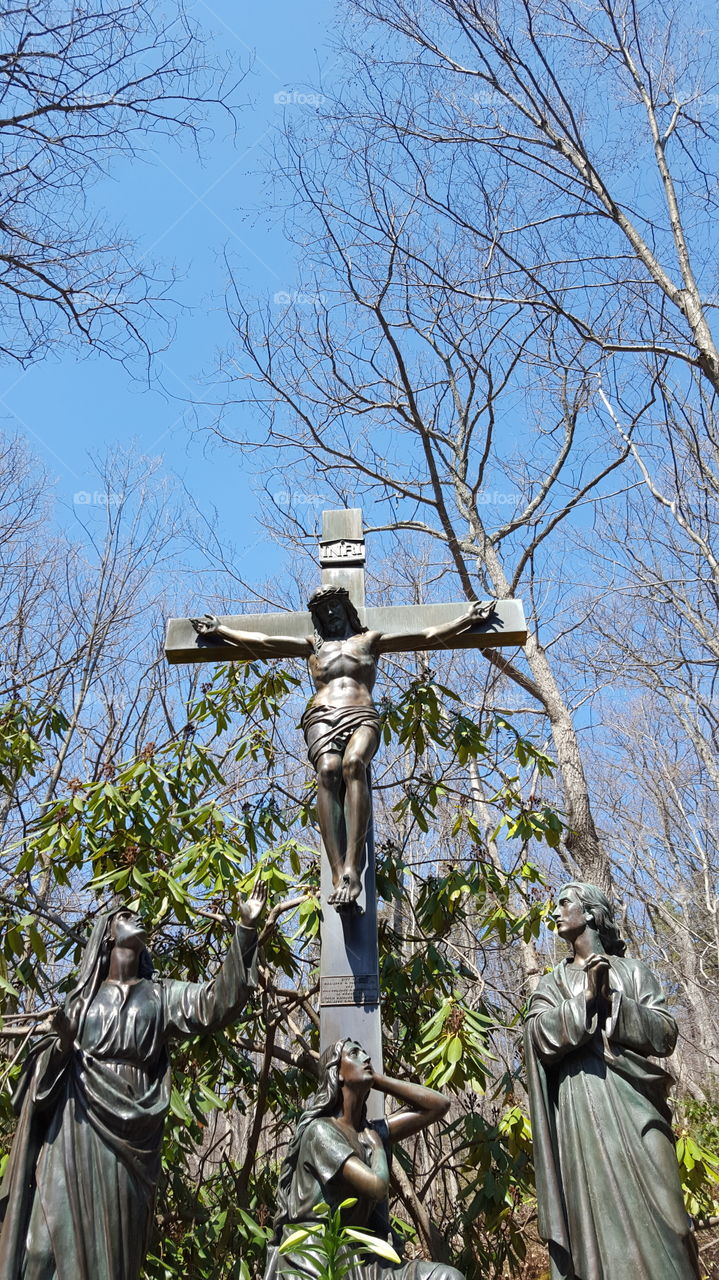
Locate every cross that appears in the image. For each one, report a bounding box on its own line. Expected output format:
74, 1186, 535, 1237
165, 509, 527, 1107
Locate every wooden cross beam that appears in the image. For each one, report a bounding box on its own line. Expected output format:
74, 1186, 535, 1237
165, 510, 527, 1110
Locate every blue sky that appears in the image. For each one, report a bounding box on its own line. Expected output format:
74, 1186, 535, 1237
0, 0, 335, 576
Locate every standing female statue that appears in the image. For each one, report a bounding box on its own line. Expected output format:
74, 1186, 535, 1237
524, 882, 700, 1280
264, 1037, 465, 1280
193, 589, 488, 909
0, 883, 267, 1280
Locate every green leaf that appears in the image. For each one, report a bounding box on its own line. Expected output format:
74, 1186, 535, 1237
446, 1035, 464, 1064
279, 1227, 320, 1252
344, 1230, 402, 1263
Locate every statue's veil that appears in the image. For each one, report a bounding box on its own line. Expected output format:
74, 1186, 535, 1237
64, 910, 153, 1038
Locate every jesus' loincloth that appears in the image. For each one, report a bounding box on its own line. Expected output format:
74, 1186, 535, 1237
300, 703, 381, 771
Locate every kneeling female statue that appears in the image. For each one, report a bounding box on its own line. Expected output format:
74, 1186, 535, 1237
0, 882, 267, 1280
524, 881, 700, 1280
265, 1037, 465, 1280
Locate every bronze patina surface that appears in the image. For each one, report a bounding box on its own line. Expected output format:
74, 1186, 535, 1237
192, 588, 490, 910
524, 882, 700, 1280
0, 885, 267, 1280
265, 1036, 466, 1280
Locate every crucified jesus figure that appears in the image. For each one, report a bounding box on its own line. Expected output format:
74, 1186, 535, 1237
192, 588, 492, 910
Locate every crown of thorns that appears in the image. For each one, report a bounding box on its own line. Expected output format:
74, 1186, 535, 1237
307, 585, 367, 634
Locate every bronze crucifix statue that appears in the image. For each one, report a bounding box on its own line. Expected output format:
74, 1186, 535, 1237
166, 507, 526, 1078
191, 589, 491, 909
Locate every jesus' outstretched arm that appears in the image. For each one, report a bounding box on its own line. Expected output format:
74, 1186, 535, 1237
190, 614, 313, 659
374, 599, 496, 653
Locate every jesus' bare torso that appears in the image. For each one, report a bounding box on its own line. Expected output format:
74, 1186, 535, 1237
308, 631, 378, 710
191, 591, 489, 909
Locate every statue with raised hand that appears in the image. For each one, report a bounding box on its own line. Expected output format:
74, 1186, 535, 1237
192, 589, 491, 910
523, 881, 701, 1280
0, 880, 268, 1280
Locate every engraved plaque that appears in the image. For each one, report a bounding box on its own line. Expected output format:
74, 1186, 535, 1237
320, 974, 380, 1007
318, 538, 365, 567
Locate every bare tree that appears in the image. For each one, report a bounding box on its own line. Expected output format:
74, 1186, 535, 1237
573, 383, 719, 1089
581, 685, 719, 1093
0, 437, 196, 851
0, 0, 240, 365
214, 154, 641, 887
208, 0, 719, 905
344, 0, 719, 394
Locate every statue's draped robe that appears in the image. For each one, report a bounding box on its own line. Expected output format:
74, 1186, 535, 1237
524, 956, 699, 1280
0, 922, 258, 1280
266, 1117, 464, 1280
300, 703, 380, 771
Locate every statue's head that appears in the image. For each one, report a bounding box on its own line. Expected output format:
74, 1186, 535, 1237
554, 881, 627, 956
307, 585, 366, 638
319, 1037, 373, 1104
64, 904, 153, 1031
301, 1037, 368, 1115
106, 907, 154, 977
